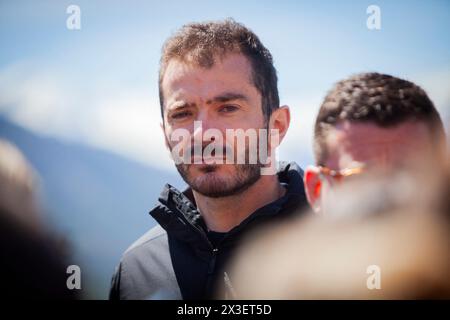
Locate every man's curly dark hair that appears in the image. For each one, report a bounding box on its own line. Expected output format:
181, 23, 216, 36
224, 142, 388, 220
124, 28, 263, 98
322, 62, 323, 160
314, 72, 445, 165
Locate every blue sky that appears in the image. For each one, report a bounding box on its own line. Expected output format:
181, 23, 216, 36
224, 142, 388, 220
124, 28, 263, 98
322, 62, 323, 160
1, 0, 449, 171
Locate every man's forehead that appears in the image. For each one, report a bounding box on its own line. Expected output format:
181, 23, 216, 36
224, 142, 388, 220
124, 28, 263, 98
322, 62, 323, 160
327, 120, 430, 145
162, 54, 257, 106
162, 53, 253, 87
324, 120, 432, 168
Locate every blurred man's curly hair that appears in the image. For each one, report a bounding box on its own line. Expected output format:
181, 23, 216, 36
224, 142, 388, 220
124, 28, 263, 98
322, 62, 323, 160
158, 18, 279, 121
314, 72, 445, 165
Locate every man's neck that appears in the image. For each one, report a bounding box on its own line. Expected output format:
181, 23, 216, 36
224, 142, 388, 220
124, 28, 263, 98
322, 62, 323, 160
193, 174, 286, 233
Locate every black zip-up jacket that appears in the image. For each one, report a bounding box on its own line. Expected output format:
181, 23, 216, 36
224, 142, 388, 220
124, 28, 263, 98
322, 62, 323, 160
109, 162, 307, 300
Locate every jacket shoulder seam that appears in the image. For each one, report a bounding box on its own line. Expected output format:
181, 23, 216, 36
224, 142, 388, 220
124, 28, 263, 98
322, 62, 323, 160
122, 226, 167, 257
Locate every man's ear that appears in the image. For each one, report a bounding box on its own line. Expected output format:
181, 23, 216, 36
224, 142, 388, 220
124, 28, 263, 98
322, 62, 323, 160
304, 165, 322, 213
268, 105, 290, 148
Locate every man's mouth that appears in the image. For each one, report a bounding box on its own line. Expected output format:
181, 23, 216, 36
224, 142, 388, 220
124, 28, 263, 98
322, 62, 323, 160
191, 154, 226, 165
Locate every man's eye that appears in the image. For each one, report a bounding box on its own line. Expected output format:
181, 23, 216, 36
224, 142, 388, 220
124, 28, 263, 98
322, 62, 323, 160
171, 111, 192, 119
219, 105, 239, 113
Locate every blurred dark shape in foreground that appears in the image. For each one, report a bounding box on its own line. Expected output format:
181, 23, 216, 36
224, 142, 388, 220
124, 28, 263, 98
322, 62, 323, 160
224, 153, 450, 299
0, 139, 76, 299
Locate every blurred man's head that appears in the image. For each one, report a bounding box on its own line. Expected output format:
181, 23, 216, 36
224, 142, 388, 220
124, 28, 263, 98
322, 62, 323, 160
226, 167, 450, 299
305, 73, 446, 212
0, 140, 75, 299
159, 19, 290, 197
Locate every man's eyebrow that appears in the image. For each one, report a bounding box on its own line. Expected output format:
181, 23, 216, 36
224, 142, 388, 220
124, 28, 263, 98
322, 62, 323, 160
206, 92, 249, 104
167, 92, 248, 111
167, 101, 193, 111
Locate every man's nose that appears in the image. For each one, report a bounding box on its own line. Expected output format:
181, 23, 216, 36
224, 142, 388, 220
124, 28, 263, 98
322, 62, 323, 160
193, 110, 222, 136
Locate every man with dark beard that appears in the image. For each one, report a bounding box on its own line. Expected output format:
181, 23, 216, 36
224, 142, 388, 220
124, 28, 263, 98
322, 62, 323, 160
109, 19, 307, 300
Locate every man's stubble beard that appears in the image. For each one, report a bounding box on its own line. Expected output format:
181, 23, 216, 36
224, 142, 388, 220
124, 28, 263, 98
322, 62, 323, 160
175, 161, 263, 198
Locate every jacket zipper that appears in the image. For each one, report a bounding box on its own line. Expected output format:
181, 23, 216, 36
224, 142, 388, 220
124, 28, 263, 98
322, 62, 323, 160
204, 247, 219, 297
208, 248, 219, 274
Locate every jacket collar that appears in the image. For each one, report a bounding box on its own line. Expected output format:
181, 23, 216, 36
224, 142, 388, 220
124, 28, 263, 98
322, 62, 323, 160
149, 161, 306, 251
